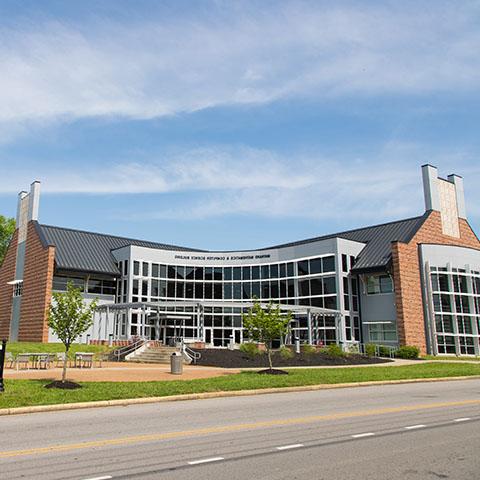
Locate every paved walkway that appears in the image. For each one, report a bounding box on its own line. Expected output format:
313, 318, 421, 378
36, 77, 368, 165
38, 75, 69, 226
4, 362, 239, 382
4, 358, 472, 382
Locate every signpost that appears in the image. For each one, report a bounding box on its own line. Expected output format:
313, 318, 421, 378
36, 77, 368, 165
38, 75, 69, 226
0, 339, 6, 392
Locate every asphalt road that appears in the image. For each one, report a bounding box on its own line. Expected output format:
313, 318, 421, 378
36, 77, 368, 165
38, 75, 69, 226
1, 379, 480, 480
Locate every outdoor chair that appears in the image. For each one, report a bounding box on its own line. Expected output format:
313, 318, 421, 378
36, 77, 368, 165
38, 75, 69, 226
55, 352, 68, 368
5, 352, 14, 369
95, 353, 110, 368
75, 353, 94, 369
15, 353, 31, 371
37, 354, 51, 369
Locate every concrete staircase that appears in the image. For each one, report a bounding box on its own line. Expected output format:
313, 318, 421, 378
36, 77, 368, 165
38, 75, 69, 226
127, 344, 180, 364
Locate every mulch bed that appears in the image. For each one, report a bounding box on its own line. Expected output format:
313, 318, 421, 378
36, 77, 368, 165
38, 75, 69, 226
257, 368, 289, 375
44, 380, 82, 390
192, 349, 392, 368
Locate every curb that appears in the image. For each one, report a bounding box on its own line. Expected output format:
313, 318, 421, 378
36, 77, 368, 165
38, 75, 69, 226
2, 375, 480, 417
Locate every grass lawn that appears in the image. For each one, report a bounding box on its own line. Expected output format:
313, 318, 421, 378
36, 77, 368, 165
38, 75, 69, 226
1, 362, 480, 410
5, 342, 112, 359
422, 355, 480, 362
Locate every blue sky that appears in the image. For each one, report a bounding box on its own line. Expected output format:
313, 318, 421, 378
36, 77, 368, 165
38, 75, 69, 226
0, 0, 479, 250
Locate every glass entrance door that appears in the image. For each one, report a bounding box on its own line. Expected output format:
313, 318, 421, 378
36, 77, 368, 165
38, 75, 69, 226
204, 328, 213, 346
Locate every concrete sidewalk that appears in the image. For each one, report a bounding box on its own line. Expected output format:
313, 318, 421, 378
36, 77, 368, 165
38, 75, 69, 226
3, 362, 239, 382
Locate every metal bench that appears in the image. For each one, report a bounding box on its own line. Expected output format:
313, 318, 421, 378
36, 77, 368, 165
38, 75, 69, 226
75, 352, 94, 369
15, 354, 31, 371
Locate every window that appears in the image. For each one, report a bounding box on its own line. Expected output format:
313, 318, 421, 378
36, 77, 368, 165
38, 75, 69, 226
194, 267, 204, 280
366, 275, 393, 294
367, 323, 397, 342
299, 280, 310, 297
286, 262, 295, 277
151, 279, 160, 297
233, 267, 241, 281
87, 279, 102, 294
224, 267, 232, 281
261, 265, 269, 279
297, 260, 309, 276
310, 278, 323, 296
185, 266, 195, 280
350, 256, 356, 270
133, 261, 140, 276
13, 281, 23, 297
323, 277, 336, 295
322, 256, 335, 273
177, 266, 185, 279
309, 258, 321, 275
213, 267, 222, 281
342, 254, 348, 273
270, 264, 279, 279
53, 276, 85, 292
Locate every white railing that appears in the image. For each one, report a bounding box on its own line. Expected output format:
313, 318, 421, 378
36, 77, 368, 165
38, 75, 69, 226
182, 342, 201, 364
111, 339, 147, 361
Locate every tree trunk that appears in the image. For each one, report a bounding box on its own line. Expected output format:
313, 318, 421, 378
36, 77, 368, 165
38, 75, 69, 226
62, 345, 69, 383
267, 343, 273, 371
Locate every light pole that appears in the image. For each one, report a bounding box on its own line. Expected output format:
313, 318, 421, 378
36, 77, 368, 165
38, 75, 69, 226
0, 339, 7, 392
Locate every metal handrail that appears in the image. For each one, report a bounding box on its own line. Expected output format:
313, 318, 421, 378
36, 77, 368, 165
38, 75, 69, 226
181, 342, 201, 364
356, 343, 398, 358
111, 339, 146, 361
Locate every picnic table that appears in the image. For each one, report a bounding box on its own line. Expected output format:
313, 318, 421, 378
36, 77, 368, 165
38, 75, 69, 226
15, 353, 55, 370
74, 352, 94, 368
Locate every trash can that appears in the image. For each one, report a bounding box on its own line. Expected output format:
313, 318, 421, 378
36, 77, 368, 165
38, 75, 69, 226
170, 352, 183, 375
294, 337, 301, 354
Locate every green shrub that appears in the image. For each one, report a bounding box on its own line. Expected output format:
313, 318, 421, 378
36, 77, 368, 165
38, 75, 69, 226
301, 344, 317, 356
395, 345, 420, 359
279, 346, 294, 359
346, 343, 360, 354
365, 343, 377, 357
239, 342, 262, 358
378, 345, 392, 357
326, 343, 346, 357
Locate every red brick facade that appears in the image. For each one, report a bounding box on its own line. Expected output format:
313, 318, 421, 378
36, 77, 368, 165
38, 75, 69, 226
0, 230, 18, 339
18, 222, 55, 342
392, 211, 480, 354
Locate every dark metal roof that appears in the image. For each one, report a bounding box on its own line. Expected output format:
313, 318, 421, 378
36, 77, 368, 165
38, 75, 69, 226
35, 213, 428, 276
36, 222, 205, 276
265, 214, 429, 272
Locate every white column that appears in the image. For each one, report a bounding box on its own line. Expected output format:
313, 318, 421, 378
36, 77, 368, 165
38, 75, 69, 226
307, 309, 312, 345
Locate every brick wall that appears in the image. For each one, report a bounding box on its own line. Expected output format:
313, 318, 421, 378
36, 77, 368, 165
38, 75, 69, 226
392, 211, 480, 354
18, 222, 55, 342
0, 230, 18, 339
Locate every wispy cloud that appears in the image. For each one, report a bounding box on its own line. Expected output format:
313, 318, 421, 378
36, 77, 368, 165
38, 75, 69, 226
3, 143, 477, 224
0, 1, 479, 134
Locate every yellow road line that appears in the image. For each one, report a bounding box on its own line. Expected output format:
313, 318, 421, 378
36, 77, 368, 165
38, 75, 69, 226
1, 399, 479, 459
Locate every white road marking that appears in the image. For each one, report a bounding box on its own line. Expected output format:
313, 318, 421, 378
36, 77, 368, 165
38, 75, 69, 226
404, 424, 426, 430
276, 444, 304, 450
81, 476, 113, 480
454, 418, 471, 422
188, 457, 224, 465
351, 433, 375, 438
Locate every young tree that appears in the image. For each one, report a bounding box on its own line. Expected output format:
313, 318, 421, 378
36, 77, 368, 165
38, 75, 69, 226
48, 282, 98, 384
243, 301, 292, 372
0, 216, 15, 265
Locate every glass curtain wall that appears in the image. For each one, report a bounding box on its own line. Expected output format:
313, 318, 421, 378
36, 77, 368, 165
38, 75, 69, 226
430, 266, 480, 355
117, 255, 345, 346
